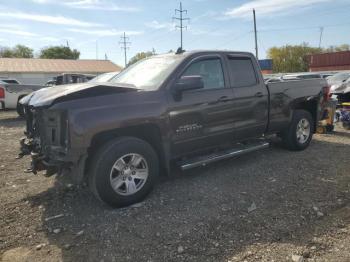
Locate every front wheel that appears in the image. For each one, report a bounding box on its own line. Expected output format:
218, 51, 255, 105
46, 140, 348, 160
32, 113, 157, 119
88, 137, 159, 208
16, 103, 25, 118
281, 110, 314, 151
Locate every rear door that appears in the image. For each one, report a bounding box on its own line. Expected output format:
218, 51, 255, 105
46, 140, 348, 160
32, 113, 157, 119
225, 54, 269, 140
168, 54, 236, 156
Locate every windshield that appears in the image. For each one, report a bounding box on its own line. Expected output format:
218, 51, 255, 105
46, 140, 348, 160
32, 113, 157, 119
110, 55, 184, 90
90, 72, 119, 83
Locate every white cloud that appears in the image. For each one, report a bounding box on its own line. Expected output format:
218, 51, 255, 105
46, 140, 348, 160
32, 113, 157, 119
188, 27, 209, 35
68, 28, 143, 37
192, 11, 218, 22
40, 36, 60, 42
0, 28, 38, 37
225, 0, 329, 18
144, 20, 174, 30
0, 24, 23, 30
32, 0, 140, 12
0, 11, 103, 27
31, 0, 50, 3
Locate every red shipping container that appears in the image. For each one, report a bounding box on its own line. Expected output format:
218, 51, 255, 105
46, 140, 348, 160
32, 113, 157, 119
307, 51, 350, 68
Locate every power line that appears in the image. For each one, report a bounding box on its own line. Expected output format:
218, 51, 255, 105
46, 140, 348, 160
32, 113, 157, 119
172, 2, 190, 51
119, 32, 131, 67
216, 31, 252, 49
258, 21, 350, 33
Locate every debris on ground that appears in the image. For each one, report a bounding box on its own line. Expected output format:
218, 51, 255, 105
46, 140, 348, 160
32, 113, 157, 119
44, 214, 64, 222
291, 254, 304, 262
247, 202, 257, 213
53, 228, 61, 234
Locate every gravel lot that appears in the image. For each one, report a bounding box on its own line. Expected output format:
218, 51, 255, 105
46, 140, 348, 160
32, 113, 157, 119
0, 110, 349, 262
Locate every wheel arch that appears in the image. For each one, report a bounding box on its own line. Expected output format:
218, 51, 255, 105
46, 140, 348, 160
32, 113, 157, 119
87, 124, 169, 176
291, 98, 318, 133
17, 94, 28, 102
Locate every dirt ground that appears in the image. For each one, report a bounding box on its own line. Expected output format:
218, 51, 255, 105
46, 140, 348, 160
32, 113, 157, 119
0, 110, 349, 262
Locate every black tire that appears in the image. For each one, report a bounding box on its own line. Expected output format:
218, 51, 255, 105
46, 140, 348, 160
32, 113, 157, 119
326, 124, 334, 132
281, 110, 314, 151
88, 137, 159, 208
16, 103, 25, 118
343, 122, 350, 130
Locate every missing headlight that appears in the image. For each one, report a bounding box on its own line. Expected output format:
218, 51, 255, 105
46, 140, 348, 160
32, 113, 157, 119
43, 110, 67, 147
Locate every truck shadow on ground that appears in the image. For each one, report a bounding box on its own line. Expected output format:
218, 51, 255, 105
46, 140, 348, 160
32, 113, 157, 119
24, 138, 350, 262
332, 130, 350, 139
0, 113, 23, 128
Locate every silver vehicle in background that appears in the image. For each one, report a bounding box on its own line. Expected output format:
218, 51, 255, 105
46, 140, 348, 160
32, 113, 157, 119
327, 72, 350, 102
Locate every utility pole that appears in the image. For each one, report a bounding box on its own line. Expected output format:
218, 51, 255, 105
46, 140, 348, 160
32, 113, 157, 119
253, 9, 258, 59
173, 2, 190, 51
119, 32, 131, 67
96, 40, 98, 60
318, 26, 324, 48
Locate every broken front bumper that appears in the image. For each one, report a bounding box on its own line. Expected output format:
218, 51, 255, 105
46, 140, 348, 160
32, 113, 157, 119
19, 136, 88, 183
18, 107, 87, 183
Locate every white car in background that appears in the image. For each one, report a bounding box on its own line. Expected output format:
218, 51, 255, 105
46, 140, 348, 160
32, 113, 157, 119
0, 80, 43, 116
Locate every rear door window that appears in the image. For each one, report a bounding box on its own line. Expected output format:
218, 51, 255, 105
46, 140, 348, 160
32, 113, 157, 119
227, 57, 257, 87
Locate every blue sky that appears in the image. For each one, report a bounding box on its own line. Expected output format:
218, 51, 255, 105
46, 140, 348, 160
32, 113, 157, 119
0, 0, 349, 66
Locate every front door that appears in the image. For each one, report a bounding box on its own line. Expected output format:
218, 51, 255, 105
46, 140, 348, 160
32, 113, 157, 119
167, 55, 235, 157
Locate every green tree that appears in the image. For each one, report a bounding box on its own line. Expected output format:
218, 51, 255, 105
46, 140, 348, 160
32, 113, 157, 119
127, 51, 154, 67
324, 44, 350, 52
267, 43, 322, 73
12, 45, 34, 58
39, 46, 80, 59
0, 47, 13, 58
0, 44, 33, 58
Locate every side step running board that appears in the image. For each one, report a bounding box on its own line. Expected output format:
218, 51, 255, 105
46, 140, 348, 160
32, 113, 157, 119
179, 141, 269, 171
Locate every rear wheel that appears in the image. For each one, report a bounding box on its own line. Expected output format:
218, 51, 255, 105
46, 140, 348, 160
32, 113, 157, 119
281, 110, 314, 151
88, 137, 159, 208
343, 122, 350, 130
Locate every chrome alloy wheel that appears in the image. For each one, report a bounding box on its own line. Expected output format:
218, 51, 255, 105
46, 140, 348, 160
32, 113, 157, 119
296, 118, 311, 144
109, 153, 149, 196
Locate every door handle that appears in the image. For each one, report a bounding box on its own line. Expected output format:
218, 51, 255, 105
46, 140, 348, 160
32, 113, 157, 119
255, 92, 264, 98
217, 96, 229, 102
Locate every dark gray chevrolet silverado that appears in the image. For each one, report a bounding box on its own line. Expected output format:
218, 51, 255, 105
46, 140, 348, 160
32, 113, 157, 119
19, 51, 328, 207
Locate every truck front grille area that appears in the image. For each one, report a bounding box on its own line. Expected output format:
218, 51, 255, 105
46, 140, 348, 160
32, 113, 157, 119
25, 107, 68, 152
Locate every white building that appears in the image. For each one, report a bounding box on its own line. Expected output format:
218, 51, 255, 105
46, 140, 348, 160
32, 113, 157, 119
0, 58, 122, 85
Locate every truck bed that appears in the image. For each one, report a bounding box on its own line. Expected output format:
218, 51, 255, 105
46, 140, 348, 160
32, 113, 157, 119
267, 78, 327, 133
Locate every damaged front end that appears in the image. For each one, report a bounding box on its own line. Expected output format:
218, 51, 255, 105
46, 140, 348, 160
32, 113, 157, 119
17, 82, 138, 182
18, 106, 82, 179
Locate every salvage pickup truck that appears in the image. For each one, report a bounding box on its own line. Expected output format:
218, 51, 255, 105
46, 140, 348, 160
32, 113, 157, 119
19, 51, 329, 207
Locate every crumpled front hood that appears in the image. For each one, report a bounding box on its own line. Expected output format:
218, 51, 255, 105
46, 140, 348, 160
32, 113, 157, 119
330, 82, 350, 94
20, 82, 138, 107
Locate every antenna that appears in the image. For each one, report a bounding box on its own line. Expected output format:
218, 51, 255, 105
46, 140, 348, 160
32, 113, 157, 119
172, 2, 190, 51
253, 9, 258, 59
119, 32, 131, 67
